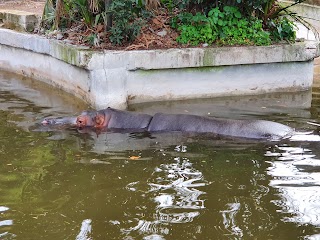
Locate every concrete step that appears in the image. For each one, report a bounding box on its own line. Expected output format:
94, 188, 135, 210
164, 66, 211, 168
0, 9, 41, 32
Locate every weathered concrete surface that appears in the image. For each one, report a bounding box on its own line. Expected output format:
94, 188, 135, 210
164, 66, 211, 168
0, 28, 319, 109
127, 61, 314, 104
0, 9, 40, 32
281, 0, 320, 30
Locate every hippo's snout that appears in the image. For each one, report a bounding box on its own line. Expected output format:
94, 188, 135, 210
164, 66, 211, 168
41, 118, 56, 125
41, 116, 78, 126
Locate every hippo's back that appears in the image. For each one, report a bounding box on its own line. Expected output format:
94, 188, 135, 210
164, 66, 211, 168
245, 120, 294, 139
148, 113, 294, 140
108, 108, 153, 129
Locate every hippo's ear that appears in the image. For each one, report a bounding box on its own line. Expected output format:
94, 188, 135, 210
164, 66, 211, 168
94, 114, 105, 128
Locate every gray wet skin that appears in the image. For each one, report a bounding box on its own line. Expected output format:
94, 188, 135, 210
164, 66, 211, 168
97, 108, 153, 129
147, 113, 294, 140
41, 108, 294, 140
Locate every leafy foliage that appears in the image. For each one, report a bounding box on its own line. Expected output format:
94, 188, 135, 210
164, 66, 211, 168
269, 17, 296, 42
176, 6, 271, 46
42, 0, 152, 46
108, 0, 149, 45
41, 0, 312, 46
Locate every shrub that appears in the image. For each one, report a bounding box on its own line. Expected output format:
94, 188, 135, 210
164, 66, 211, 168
108, 0, 149, 45
176, 6, 272, 46
41, 0, 308, 46
269, 17, 296, 42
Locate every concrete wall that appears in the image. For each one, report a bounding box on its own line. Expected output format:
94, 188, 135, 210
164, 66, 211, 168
281, 0, 320, 30
0, 28, 319, 109
127, 62, 314, 104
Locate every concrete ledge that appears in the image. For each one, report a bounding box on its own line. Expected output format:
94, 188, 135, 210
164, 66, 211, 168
0, 28, 319, 109
0, 9, 40, 32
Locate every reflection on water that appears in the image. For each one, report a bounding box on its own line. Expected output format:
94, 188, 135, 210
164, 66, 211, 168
266, 144, 320, 227
221, 203, 242, 237
2, 70, 320, 239
0, 206, 15, 239
76, 219, 92, 240
121, 148, 209, 238
0, 71, 88, 130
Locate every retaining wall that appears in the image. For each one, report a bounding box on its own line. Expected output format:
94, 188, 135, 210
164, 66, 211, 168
0, 27, 319, 109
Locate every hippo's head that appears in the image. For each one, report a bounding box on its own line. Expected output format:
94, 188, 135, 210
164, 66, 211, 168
76, 110, 111, 129
76, 110, 97, 128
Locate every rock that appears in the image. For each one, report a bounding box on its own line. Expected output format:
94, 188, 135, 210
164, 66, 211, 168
56, 33, 64, 40
157, 29, 167, 37
63, 39, 73, 44
47, 30, 58, 38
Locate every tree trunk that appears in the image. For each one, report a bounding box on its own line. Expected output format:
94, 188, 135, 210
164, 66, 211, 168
105, 0, 112, 30
54, 0, 63, 29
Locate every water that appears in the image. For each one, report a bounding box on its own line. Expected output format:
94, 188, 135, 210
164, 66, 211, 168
1, 70, 320, 239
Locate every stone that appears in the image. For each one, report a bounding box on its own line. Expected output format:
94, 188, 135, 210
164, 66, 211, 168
56, 33, 64, 40
157, 29, 167, 37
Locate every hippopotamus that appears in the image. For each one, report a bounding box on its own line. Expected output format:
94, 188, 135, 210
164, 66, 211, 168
41, 107, 294, 140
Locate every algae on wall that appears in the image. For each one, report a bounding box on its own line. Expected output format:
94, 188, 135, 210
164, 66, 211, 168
52, 42, 94, 68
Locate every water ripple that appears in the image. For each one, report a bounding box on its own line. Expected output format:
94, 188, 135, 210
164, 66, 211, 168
75, 219, 92, 240
0, 206, 14, 240
220, 202, 243, 238
266, 145, 320, 226
122, 148, 209, 236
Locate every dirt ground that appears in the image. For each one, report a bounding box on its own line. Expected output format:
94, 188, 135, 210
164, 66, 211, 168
0, 0, 45, 15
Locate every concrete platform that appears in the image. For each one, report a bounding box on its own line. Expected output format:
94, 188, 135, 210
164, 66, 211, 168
0, 9, 40, 32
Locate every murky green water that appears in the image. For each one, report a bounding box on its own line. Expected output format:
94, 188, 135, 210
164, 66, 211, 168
1, 71, 320, 240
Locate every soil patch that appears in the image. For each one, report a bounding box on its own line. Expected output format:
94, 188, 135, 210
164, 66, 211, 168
0, 0, 184, 50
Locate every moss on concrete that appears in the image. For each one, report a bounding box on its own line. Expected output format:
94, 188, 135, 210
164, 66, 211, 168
203, 48, 215, 66
52, 42, 94, 68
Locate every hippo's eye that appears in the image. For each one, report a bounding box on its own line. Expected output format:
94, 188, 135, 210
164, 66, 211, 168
48, 119, 56, 124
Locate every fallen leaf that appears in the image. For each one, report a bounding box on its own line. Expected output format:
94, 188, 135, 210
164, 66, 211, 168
96, 24, 104, 32
152, 18, 162, 26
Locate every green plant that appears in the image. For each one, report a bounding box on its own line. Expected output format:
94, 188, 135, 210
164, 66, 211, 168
42, 0, 56, 29
42, 0, 102, 30
73, 0, 94, 25
86, 33, 99, 46
42, 0, 313, 47
176, 12, 216, 45
108, 0, 149, 45
176, 6, 271, 46
269, 17, 296, 42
